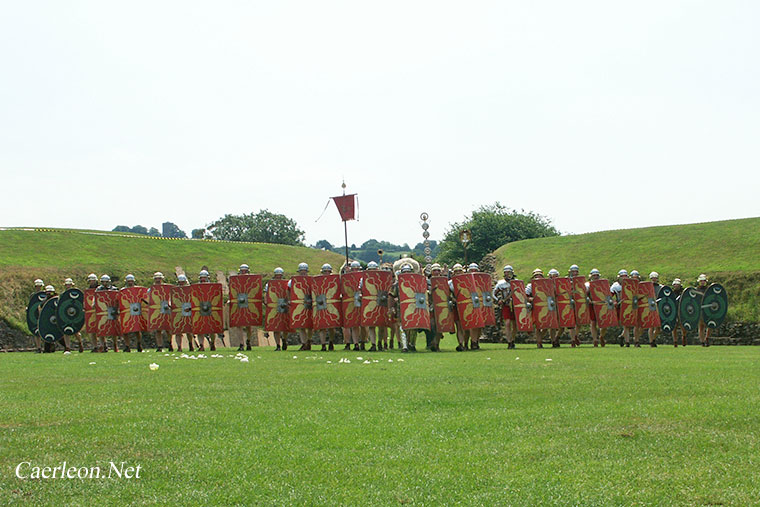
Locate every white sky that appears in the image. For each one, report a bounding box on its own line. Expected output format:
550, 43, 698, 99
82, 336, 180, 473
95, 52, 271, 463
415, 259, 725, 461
1, 1, 758, 247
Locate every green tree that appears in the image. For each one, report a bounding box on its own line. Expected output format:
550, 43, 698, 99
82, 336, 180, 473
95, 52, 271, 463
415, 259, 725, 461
437, 203, 559, 264
148, 227, 161, 237
162, 222, 187, 239
208, 210, 305, 246
314, 239, 334, 250
191, 228, 206, 239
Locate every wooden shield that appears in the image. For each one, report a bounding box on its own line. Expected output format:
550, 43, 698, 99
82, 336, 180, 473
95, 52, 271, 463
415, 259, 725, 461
588, 279, 618, 328
397, 272, 431, 330
657, 285, 678, 332
571, 276, 591, 326
191, 283, 224, 335
430, 276, 456, 333
701, 283, 728, 329
84, 288, 97, 334
146, 284, 174, 332
554, 277, 576, 328
311, 274, 342, 329
361, 270, 393, 327
171, 285, 193, 334
452, 274, 486, 330
636, 281, 661, 329
531, 278, 559, 330
38, 297, 62, 343
95, 289, 121, 337
26, 291, 48, 335
679, 287, 702, 331
289, 276, 313, 329
341, 271, 364, 328
119, 286, 148, 334
264, 279, 290, 332
619, 278, 639, 328
509, 280, 533, 332
56, 288, 85, 335
473, 272, 496, 326
229, 274, 263, 328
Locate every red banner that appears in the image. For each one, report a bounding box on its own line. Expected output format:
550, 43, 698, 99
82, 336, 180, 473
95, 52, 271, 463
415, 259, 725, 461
289, 275, 313, 329
637, 281, 661, 329
588, 279, 618, 328
332, 194, 356, 221
619, 278, 639, 328
572, 276, 591, 326
452, 274, 486, 330
172, 285, 193, 335
473, 272, 496, 327
510, 280, 533, 332
190, 283, 224, 335
95, 290, 121, 337
84, 288, 97, 334
554, 277, 576, 328
397, 272, 430, 330
531, 278, 559, 330
361, 270, 393, 327
146, 284, 173, 332
311, 274, 342, 329
229, 274, 263, 328
119, 286, 148, 334
341, 271, 364, 328
264, 279, 290, 332
430, 276, 455, 333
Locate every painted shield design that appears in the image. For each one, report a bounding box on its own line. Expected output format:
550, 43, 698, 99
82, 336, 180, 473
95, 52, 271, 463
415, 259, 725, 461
531, 278, 559, 330
288, 275, 313, 329
191, 283, 224, 335
56, 288, 85, 335
95, 290, 121, 337
431, 276, 456, 333
397, 272, 431, 330
146, 284, 174, 332
473, 273, 496, 326
341, 271, 364, 328
264, 279, 290, 332
619, 278, 639, 328
657, 285, 678, 332
26, 291, 48, 335
38, 297, 62, 343
571, 276, 591, 326
588, 279, 618, 328
84, 288, 97, 334
119, 286, 148, 334
701, 283, 728, 329
171, 285, 193, 335
509, 280, 534, 332
361, 270, 393, 327
636, 281, 661, 329
229, 274, 263, 328
554, 277, 576, 328
678, 287, 702, 331
311, 274, 342, 330
452, 274, 486, 330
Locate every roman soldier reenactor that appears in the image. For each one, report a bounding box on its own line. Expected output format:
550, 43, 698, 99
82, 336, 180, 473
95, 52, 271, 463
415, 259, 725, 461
670, 278, 686, 347
610, 269, 633, 347
148, 272, 169, 352
30, 278, 45, 353
567, 264, 582, 347
695, 274, 711, 346
63, 277, 84, 352
196, 270, 217, 351
494, 265, 518, 349
525, 268, 546, 348
231, 263, 257, 351
96, 274, 119, 352
265, 267, 288, 351
172, 274, 195, 352
121, 274, 143, 352
647, 271, 663, 347
586, 269, 604, 347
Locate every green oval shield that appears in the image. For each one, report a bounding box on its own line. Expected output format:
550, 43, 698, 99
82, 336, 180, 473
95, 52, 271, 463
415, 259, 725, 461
57, 288, 85, 335
678, 287, 702, 331
26, 292, 48, 335
657, 285, 678, 333
701, 283, 728, 329
38, 297, 63, 343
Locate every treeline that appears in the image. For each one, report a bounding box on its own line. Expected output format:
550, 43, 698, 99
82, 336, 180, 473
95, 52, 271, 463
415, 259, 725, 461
112, 222, 186, 239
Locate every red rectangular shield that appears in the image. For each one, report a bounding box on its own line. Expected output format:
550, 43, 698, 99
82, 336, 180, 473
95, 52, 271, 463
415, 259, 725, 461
452, 274, 487, 330
264, 279, 290, 332
361, 270, 393, 327
509, 280, 533, 332
588, 279, 618, 328
172, 285, 193, 334
637, 281, 661, 329
95, 290, 121, 337
289, 276, 313, 329
531, 278, 559, 330
311, 274, 342, 330
229, 274, 263, 328
190, 283, 224, 335
472, 272, 497, 327
84, 288, 97, 334
341, 271, 364, 328
572, 276, 591, 326
430, 276, 455, 333
619, 278, 639, 328
146, 284, 173, 332
397, 273, 430, 330
554, 277, 576, 328
119, 286, 148, 333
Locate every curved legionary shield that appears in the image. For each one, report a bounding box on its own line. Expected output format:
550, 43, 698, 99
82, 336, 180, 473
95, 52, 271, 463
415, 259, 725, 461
119, 286, 148, 334
361, 270, 393, 327
473, 273, 496, 326
532, 278, 559, 330
311, 274, 342, 330
398, 272, 430, 330
289, 276, 313, 329
509, 280, 533, 332
191, 283, 224, 335
341, 272, 364, 328
84, 289, 97, 334
452, 274, 486, 330
701, 283, 728, 329
171, 285, 193, 334
571, 276, 591, 326
657, 285, 678, 332
229, 274, 263, 328
264, 279, 290, 332
430, 276, 456, 333
588, 279, 618, 328
38, 297, 62, 343
636, 281, 661, 329
57, 288, 85, 335
26, 291, 48, 335
678, 287, 702, 331
554, 277, 576, 328
619, 278, 639, 328
95, 290, 121, 337
146, 284, 174, 332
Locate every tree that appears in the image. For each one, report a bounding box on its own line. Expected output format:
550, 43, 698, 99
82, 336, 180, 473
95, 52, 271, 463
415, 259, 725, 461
191, 228, 206, 239
148, 227, 161, 237
162, 222, 187, 239
131, 225, 148, 235
207, 209, 305, 245
315, 239, 334, 250
437, 202, 559, 264
113, 225, 131, 233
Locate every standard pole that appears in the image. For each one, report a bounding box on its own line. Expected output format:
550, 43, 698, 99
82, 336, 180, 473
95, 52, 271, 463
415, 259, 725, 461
344, 220, 349, 269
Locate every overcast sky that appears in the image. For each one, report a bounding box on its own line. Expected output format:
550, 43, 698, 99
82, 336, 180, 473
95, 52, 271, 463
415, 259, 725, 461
2, 1, 758, 247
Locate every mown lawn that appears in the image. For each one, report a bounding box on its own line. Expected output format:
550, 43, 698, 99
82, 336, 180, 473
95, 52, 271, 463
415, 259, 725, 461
1, 345, 758, 505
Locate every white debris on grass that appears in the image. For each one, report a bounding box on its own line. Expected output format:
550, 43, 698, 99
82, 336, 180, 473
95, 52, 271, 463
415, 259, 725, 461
63, 351, 71, 356
546, 358, 552, 362
89, 362, 96, 365
149, 363, 159, 371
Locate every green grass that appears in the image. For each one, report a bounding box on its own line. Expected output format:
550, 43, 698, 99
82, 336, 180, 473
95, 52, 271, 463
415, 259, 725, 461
1, 345, 758, 505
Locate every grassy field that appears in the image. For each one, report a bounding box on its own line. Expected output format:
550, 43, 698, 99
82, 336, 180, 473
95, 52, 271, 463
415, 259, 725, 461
1, 345, 758, 505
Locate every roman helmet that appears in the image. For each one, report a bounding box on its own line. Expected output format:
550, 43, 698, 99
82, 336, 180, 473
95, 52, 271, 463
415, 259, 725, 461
273, 267, 284, 275
400, 264, 413, 273
649, 271, 659, 281
34, 279, 44, 287
297, 262, 309, 273
617, 269, 628, 278
100, 274, 111, 283
87, 273, 98, 282
321, 263, 332, 273
367, 261, 378, 269
239, 264, 250, 273
531, 268, 544, 279
45, 285, 55, 293
153, 272, 165, 279
177, 274, 188, 284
